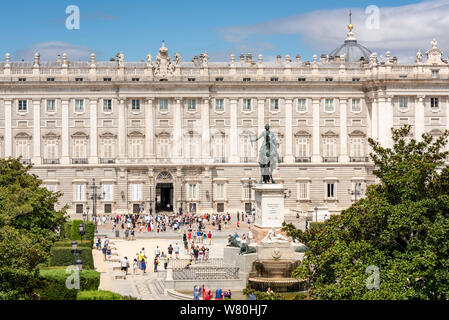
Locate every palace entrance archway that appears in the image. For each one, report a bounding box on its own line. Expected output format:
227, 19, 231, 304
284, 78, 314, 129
155, 171, 174, 212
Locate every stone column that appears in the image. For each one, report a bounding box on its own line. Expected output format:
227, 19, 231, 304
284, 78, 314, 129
339, 98, 349, 162
257, 98, 265, 153
117, 98, 126, 159
284, 98, 294, 163
32, 99, 41, 165
173, 98, 183, 160
377, 95, 389, 147
4, 100, 12, 157
89, 99, 98, 164
201, 98, 211, 161
229, 99, 238, 163
144, 98, 155, 158
61, 99, 70, 164
415, 95, 425, 140
386, 96, 394, 148
312, 98, 321, 163
371, 97, 379, 141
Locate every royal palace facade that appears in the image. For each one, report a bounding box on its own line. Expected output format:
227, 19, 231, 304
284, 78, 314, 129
1, 26, 449, 218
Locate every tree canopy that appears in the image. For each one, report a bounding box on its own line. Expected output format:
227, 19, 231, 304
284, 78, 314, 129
0, 158, 66, 299
284, 126, 449, 299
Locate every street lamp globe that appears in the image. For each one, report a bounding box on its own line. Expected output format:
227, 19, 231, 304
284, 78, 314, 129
79, 223, 84, 234
71, 241, 77, 251
75, 259, 83, 271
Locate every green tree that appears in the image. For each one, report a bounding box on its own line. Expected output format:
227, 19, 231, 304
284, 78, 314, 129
0, 158, 67, 299
284, 126, 449, 299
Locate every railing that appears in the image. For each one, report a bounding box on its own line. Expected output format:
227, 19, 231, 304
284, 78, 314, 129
213, 157, 227, 163
19, 159, 31, 165
169, 259, 239, 280
100, 158, 116, 164
240, 157, 256, 163
350, 157, 370, 163
72, 158, 88, 164
322, 157, 339, 163
43, 159, 60, 164
295, 157, 311, 163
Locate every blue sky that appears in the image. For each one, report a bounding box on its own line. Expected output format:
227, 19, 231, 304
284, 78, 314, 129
0, 0, 445, 63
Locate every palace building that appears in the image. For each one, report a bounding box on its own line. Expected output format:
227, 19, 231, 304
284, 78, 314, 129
1, 24, 448, 219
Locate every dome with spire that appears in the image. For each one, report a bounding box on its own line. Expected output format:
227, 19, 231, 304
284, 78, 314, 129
328, 10, 372, 63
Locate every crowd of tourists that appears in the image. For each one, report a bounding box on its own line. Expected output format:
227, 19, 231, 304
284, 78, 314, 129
193, 285, 233, 300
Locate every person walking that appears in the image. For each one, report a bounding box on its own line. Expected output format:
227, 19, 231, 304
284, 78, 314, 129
154, 256, 159, 273
163, 255, 169, 270
207, 231, 212, 245
155, 246, 160, 258
174, 243, 180, 259
141, 256, 147, 275
133, 258, 138, 275
120, 257, 129, 276
168, 244, 173, 259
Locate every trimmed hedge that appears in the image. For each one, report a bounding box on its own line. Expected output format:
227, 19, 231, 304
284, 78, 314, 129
49, 246, 94, 269
76, 290, 137, 300
309, 222, 325, 230
37, 268, 100, 300
70, 220, 95, 242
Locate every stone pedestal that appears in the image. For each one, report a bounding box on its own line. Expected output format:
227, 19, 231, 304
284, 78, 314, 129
251, 184, 286, 245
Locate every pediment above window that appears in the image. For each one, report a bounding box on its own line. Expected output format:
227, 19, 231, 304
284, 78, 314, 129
128, 130, 144, 138
155, 131, 171, 138
294, 130, 311, 137
71, 131, 89, 138
43, 132, 60, 139
99, 132, 117, 139
322, 130, 338, 137
429, 129, 443, 136
348, 130, 366, 137
15, 132, 32, 139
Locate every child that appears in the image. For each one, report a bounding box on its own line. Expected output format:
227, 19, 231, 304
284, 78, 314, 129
133, 258, 138, 274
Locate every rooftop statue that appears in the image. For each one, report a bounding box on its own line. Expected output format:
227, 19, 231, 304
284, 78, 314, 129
251, 124, 280, 184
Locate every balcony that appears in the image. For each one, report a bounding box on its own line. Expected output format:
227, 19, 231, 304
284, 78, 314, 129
100, 158, 116, 164
213, 157, 227, 163
240, 157, 256, 163
322, 157, 339, 163
295, 157, 311, 163
19, 159, 31, 166
72, 158, 88, 164
43, 159, 60, 165
350, 157, 370, 163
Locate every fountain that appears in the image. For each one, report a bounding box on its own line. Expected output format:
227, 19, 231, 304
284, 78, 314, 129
248, 260, 304, 292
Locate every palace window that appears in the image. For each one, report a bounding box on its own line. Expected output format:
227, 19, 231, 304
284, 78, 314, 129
296, 137, 310, 157
270, 99, 279, 111
351, 99, 361, 112
215, 99, 224, 111
131, 99, 140, 111
75, 99, 84, 112
16, 139, 30, 159
188, 183, 198, 200
157, 136, 171, 158
47, 100, 56, 112
101, 138, 114, 159
103, 78, 112, 82
73, 139, 87, 159
399, 97, 408, 111
75, 184, 86, 201
185, 132, 200, 160
325, 77, 333, 82
45, 139, 58, 159
243, 99, 252, 111
18, 100, 27, 112
298, 77, 306, 82
47, 78, 55, 82
297, 182, 309, 200
350, 137, 364, 157
431, 70, 439, 79
216, 77, 224, 82
270, 77, 279, 82
326, 182, 336, 199
430, 97, 439, 110
243, 78, 251, 82
132, 78, 140, 82
103, 99, 112, 112
46, 185, 57, 193
75, 78, 83, 82
325, 99, 334, 112
131, 184, 142, 202
297, 99, 307, 112
216, 183, 225, 200
188, 78, 196, 82
352, 78, 360, 82
159, 99, 168, 111
323, 137, 337, 157
103, 184, 113, 202
130, 138, 143, 158
212, 133, 226, 161
187, 99, 196, 111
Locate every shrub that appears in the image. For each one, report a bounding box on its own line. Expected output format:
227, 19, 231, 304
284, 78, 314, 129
295, 245, 310, 253
243, 288, 285, 300
37, 268, 100, 300
70, 220, 95, 242
49, 246, 94, 269
308, 222, 325, 230
77, 290, 123, 300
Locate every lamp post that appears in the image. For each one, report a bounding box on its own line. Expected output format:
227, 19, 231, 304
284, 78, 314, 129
78, 223, 85, 248
314, 206, 318, 223
348, 182, 364, 202
247, 179, 253, 215
86, 178, 103, 234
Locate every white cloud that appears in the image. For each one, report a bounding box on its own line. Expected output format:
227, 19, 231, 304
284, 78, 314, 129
14, 42, 96, 61
218, 0, 449, 63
